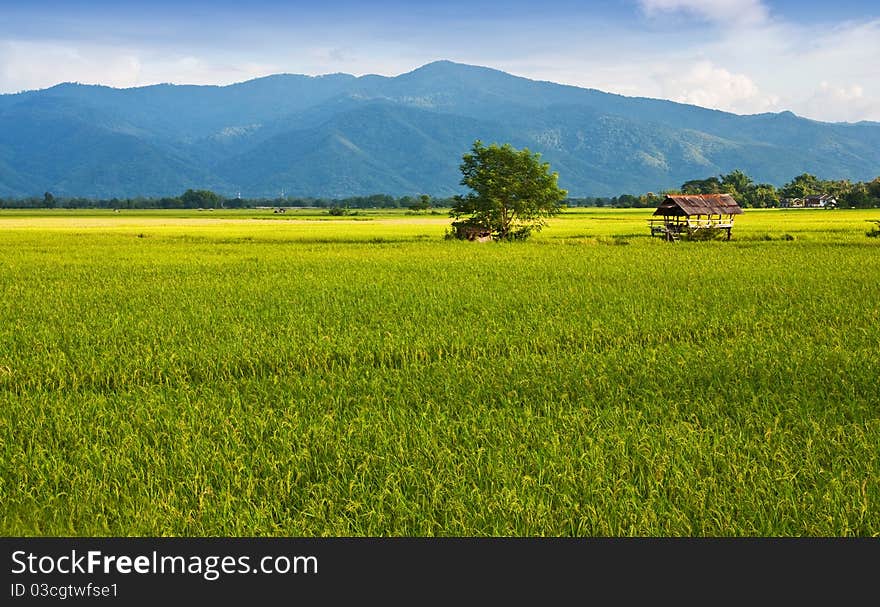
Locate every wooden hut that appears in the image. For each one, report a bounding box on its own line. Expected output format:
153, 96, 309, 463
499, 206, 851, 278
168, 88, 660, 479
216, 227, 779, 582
449, 219, 492, 242
649, 194, 743, 241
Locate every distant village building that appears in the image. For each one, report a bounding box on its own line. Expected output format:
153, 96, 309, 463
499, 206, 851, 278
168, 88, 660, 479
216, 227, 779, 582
780, 194, 837, 208
649, 193, 743, 241
804, 194, 837, 208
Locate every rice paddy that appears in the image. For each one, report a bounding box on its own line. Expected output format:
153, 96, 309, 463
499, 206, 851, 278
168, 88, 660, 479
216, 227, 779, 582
1, 207, 878, 536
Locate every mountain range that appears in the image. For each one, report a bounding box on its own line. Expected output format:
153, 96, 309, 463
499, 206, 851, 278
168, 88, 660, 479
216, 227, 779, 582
1, 60, 878, 198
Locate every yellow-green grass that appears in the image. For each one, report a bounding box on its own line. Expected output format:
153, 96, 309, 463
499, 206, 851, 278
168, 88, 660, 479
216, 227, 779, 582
1, 208, 878, 535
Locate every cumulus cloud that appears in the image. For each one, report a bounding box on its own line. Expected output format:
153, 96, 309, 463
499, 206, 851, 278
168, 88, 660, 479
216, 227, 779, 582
142, 56, 278, 87
0, 40, 281, 92
552, 11, 880, 122
697, 18, 880, 121
654, 60, 779, 114
639, 0, 769, 25
1, 5, 878, 123
0, 40, 143, 91
800, 82, 878, 123
818, 82, 864, 103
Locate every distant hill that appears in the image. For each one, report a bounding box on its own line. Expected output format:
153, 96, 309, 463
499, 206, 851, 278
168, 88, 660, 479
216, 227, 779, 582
1, 60, 878, 198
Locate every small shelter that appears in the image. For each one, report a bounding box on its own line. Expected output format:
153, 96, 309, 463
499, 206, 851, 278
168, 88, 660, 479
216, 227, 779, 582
649, 193, 743, 241
449, 218, 492, 242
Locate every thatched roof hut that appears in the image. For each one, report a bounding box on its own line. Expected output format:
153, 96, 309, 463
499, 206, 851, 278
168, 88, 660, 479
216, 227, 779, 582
650, 194, 743, 241
653, 194, 743, 217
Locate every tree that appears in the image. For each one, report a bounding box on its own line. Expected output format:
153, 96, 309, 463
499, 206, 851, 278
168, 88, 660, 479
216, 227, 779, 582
744, 183, 779, 208
681, 177, 721, 194
841, 182, 872, 208
781, 173, 822, 199
867, 177, 880, 205
180, 189, 222, 208
42, 191, 56, 208
720, 170, 752, 197
450, 140, 567, 241
825, 179, 853, 201
613, 194, 641, 208
408, 194, 432, 212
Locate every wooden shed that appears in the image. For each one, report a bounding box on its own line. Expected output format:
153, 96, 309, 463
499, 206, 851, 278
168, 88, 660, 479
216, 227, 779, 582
449, 219, 492, 242
649, 193, 743, 241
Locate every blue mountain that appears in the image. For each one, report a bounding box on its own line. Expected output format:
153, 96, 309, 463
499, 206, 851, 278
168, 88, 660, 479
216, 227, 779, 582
1, 60, 878, 198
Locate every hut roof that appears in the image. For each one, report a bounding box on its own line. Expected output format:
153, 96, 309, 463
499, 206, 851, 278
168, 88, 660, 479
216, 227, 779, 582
653, 194, 743, 216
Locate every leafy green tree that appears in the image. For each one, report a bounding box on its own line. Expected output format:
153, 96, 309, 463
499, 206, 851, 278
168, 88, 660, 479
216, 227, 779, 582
450, 140, 567, 241
42, 191, 56, 208
642, 192, 665, 207
841, 182, 872, 208
408, 194, 432, 212
744, 184, 779, 208
180, 189, 222, 208
781, 173, 823, 199
681, 177, 721, 194
824, 179, 852, 201
720, 170, 753, 197
613, 194, 641, 208
867, 177, 880, 204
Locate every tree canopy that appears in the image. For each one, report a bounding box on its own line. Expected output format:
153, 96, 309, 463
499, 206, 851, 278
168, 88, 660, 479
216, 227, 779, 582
180, 189, 223, 208
675, 169, 880, 208
679, 170, 778, 207
450, 140, 567, 241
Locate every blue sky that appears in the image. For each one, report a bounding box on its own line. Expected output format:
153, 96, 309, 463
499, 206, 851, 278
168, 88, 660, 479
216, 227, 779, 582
1, 0, 878, 122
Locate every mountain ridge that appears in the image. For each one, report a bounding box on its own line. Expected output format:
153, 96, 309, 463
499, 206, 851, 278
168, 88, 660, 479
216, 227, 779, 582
1, 60, 878, 198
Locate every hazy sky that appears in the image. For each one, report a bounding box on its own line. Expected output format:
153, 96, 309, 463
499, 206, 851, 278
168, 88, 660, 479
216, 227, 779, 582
1, 0, 878, 122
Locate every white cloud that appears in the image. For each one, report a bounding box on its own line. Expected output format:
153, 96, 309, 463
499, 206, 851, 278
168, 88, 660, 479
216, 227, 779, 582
691, 18, 880, 121
639, 0, 768, 25
654, 60, 779, 114
0, 40, 282, 92
818, 81, 864, 103
0, 40, 143, 91
800, 82, 877, 123
141, 56, 278, 87
536, 14, 880, 122
1, 8, 879, 124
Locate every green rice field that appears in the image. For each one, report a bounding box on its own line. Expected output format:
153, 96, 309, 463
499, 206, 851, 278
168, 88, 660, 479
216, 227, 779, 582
1, 207, 878, 536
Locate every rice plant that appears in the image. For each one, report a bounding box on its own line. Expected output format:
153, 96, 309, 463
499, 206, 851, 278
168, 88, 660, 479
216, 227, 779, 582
1, 208, 877, 536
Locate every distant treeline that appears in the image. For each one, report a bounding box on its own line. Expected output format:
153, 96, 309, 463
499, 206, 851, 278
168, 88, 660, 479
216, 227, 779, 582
0, 190, 457, 211
567, 171, 880, 209
3, 171, 879, 209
